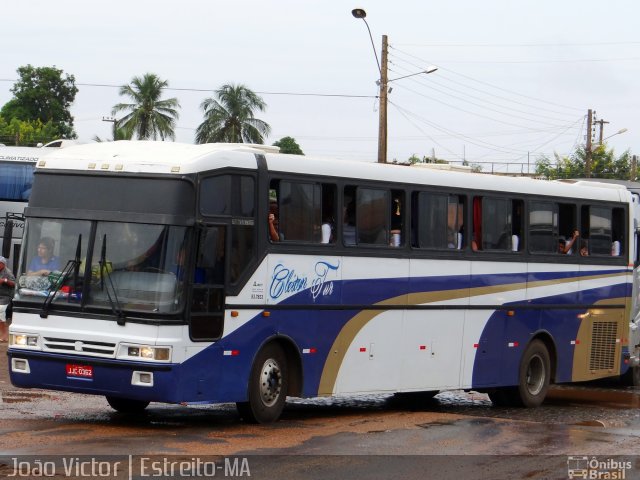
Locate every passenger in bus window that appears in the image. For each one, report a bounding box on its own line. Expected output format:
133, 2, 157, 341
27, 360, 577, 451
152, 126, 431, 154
558, 229, 579, 254
579, 240, 589, 257
321, 215, 334, 244
28, 237, 61, 276
268, 202, 281, 242
342, 200, 356, 246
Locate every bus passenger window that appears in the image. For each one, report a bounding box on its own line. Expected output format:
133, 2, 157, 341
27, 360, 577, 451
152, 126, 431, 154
272, 179, 327, 243
343, 188, 356, 246
390, 190, 404, 247
529, 201, 558, 253
356, 188, 388, 246
476, 196, 522, 252
582, 205, 624, 257
413, 192, 464, 250
321, 184, 337, 244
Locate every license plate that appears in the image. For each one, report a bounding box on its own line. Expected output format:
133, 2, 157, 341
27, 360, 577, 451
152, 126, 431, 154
66, 364, 93, 378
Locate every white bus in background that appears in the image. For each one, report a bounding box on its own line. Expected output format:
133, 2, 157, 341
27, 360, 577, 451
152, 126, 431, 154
0, 141, 75, 272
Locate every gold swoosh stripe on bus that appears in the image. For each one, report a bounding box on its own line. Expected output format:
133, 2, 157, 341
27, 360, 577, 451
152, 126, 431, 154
317, 271, 628, 395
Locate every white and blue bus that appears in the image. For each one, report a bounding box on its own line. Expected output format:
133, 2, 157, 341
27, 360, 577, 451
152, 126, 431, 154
7, 141, 638, 422
0, 146, 41, 273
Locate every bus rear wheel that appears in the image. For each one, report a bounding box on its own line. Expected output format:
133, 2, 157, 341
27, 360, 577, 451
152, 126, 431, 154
622, 366, 640, 386
489, 340, 550, 408
236, 343, 288, 423
106, 396, 150, 413
515, 339, 550, 407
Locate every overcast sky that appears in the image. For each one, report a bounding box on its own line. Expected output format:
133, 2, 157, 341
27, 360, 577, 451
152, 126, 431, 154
2, 0, 638, 172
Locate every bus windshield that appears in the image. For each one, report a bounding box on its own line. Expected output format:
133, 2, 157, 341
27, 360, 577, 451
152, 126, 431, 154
16, 218, 188, 315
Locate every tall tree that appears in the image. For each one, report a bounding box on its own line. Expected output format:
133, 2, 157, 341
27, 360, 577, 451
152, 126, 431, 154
0, 65, 78, 139
112, 73, 180, 141
196, 84, 270, 144
273, 136, 304, 155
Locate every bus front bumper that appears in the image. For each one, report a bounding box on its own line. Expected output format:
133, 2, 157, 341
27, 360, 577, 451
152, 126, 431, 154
7, 348, 181, 403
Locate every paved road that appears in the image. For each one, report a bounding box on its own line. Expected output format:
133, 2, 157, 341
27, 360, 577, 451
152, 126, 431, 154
2, 341, 640, 479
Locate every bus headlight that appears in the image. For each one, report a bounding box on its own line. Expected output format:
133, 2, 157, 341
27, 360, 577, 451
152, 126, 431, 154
10, 333, 39, 347
121, 344, 171, 362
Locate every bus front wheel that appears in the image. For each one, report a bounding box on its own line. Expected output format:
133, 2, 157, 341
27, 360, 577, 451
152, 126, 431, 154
236, 343, 288, 423
106, 396, 150, 413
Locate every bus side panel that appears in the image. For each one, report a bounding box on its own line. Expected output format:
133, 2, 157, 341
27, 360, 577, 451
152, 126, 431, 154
469, 263, 528, 388
334, 256, 408, 394
401, 259, 470, 391
470, 267, 631, 388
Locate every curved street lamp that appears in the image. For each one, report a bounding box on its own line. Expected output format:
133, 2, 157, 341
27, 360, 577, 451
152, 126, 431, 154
352, 8, 437, 163
351, 9, 380, 73
601, 128, 628, 144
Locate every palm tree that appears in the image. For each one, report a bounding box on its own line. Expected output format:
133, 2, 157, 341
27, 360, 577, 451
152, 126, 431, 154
196, 84, 270, 144
112, 73, 180, 141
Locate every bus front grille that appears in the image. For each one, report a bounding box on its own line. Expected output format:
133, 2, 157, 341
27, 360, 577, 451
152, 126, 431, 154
42, 337, 117, 358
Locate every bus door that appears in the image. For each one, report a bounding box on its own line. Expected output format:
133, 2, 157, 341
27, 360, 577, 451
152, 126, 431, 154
189, 225, 226, 341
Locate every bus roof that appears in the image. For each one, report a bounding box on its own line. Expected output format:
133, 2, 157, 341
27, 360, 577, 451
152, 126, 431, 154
35, 140, 630, 204
0, 146, 58, 163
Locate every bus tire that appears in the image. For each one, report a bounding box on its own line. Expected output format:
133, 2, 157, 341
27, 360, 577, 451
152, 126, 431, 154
236, 343, 288, 423
106, 396, 150, 413
392, 390, 439, 405
488, 387, 516, 407
514, 339, 550, 407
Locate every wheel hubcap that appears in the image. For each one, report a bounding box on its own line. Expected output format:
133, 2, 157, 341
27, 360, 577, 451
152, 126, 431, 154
259, 357, 282, 407
525, 353, 545, 396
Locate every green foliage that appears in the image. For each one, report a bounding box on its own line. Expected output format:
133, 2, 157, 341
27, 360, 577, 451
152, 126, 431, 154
0, 65, 78, 139
92, 126, 132, 143
535, 145, 635, 180
273, 136, 304, 155
112, 73, 180, 141
0, 116, 59, 146
407, 153, 449, 165
196, 84, 270, 144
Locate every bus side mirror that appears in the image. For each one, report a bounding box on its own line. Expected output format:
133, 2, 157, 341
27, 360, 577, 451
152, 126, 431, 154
2, 218, 13, 259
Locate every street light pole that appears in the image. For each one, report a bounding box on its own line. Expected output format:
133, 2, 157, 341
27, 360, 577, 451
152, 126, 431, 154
102, 116, 117, 141
378, 34, 388, 164
352, 9, 437, 164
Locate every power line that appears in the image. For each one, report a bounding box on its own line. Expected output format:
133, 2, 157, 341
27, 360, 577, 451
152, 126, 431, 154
389, 51, 584, 118
394, 41, 640, 48
0, 78, 376, 99
390, 46, 584, 113
388, 61, 577, 125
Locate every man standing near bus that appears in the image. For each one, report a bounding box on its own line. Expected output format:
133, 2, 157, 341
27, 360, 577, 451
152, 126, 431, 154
0, 256, 15, 342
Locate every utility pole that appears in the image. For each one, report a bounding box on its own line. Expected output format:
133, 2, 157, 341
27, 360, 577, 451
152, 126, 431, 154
594, 118, 610, 144
102, 116, 117, 141
632, 155, 637, 181
377, 35, 389, 164
585, 109, 593, 178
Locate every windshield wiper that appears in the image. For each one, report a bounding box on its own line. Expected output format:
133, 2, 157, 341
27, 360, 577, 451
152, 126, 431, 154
40, 235, 82, 318
99, 234, 126, 326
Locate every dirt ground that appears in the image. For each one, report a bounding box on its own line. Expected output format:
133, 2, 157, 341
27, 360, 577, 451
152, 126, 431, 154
0, 340, 8, 388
